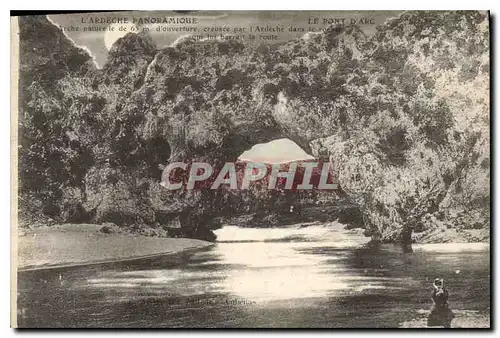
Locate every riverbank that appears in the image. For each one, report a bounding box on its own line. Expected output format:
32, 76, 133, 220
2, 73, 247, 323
298, 221, 490, 246
413, 227, 490, 244
15, 222, 489, 271
16, 223, 213, 271
399, 309, 490, 328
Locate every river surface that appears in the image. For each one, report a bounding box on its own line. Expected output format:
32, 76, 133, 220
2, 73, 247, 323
17, 224, 490, 328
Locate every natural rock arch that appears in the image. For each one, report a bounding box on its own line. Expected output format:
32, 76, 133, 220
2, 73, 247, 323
18, 14, 490, 249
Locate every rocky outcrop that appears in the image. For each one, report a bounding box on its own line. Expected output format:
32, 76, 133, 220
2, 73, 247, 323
17, 12, 490, 244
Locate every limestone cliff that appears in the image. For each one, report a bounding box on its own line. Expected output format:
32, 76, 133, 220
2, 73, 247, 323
17, 12, 490, 244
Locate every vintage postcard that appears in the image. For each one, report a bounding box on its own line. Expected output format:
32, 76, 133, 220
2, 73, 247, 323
11, 10, 490, 328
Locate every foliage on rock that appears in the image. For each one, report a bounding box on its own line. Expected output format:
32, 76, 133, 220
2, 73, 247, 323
17, 12, 489, 243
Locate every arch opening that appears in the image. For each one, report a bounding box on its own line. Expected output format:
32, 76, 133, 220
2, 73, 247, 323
206, 138, 363, 229
238, 138, 315, 164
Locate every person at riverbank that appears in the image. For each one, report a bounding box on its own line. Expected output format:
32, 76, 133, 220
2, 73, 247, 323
427, 278, 455, 328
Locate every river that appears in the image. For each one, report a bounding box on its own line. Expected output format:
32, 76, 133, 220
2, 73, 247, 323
16, 224, 490, 328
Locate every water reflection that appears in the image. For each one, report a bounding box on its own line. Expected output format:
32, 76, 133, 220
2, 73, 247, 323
76, 224, 378, 303
17, 223, 490, 328
212, 225, 398, 302
72, 224, 489, 306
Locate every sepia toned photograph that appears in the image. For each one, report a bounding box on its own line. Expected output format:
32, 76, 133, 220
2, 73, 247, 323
11, 10, 490, 328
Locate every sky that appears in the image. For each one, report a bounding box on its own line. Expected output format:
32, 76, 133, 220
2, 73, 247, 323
48, 10, 402, 67
239, 138, 315, 163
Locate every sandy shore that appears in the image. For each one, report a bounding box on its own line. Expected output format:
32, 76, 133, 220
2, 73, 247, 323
16, 224, 213, 271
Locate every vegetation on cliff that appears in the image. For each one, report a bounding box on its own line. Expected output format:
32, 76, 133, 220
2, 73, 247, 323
18, 12, 489, 244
